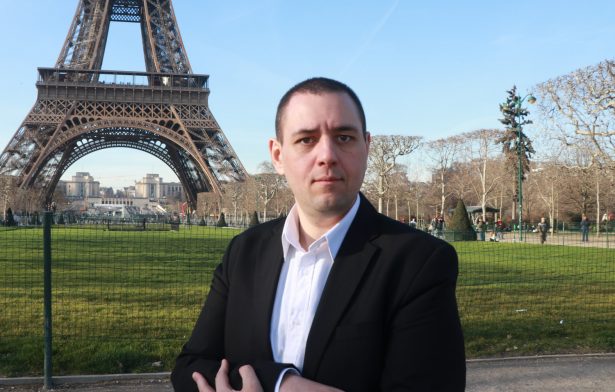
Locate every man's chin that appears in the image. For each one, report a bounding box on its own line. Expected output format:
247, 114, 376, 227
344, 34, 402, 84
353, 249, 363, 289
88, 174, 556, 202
311, 194, 354, 215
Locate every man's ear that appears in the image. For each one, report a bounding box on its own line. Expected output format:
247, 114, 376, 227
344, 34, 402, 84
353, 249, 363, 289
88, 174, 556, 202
268, 138, 285, 175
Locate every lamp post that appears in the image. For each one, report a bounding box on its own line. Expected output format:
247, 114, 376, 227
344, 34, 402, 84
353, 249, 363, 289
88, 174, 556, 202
513, 93, 536, 241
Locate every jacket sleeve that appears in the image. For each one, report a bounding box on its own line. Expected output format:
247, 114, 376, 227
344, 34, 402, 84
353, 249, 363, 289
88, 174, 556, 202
380, 243, 466, 391
170, 242, 231, 392
170, 236, 295, 392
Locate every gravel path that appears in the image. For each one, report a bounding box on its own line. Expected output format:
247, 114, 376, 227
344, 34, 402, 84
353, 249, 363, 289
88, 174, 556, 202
2, 354, 614, 391
467, 354, 615, 392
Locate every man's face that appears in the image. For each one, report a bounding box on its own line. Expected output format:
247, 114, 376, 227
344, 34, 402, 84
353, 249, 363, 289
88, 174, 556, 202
269, 91, 370, 220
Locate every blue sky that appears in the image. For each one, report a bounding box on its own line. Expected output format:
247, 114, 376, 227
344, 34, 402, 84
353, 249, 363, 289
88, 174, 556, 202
2, 0, 615, 188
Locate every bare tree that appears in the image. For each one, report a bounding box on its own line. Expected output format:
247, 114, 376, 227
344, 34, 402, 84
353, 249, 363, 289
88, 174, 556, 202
407, 180, 429, 227
385, 165, 412, 220
366, 135, 422, 213
222, 181, 247, 225
460, 129, 505, 221
271, 181, 292, 217
197, 192, 221, 222
427, 136, 462, 216
447, 163, 473, 203
535, 60, 615, 170
253, 161, 284, 221
529, 162, 560, 232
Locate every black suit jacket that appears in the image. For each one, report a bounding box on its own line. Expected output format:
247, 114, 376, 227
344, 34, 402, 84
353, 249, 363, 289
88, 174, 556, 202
172, 196, 465, 391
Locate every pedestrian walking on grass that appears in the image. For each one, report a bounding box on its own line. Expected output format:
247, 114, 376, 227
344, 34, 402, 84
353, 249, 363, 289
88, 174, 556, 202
495, 218, 504, 240
476, 218, 486, 241
537, 217, 549, 244
436, 215, 445, 238
580, 215, 590, 242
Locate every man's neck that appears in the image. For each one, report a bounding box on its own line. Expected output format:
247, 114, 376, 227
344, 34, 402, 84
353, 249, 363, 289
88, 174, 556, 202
295, 201, 360, 250
296, 212, 343, 250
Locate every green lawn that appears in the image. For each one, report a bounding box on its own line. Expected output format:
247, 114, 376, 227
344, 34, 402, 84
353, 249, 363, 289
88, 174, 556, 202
455, 241, 615, 357
0, 225, 238, 376
1, 226, 614, 377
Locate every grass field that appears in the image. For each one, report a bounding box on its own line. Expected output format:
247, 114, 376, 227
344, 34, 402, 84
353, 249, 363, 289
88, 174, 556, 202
455, 241, 615, 357
1, 225, 614, 377
0, 225, 237, 377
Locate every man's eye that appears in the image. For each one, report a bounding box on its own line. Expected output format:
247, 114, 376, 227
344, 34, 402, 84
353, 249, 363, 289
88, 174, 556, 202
298, 137, 315, 144
338, 135, 353, 142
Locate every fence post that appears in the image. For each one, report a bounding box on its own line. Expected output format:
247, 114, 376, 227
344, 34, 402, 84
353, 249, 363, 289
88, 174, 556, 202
43, 211, 53, 390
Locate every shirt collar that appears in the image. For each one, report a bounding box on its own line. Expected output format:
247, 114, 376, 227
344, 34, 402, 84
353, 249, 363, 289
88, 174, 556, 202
281, 195, 361, 260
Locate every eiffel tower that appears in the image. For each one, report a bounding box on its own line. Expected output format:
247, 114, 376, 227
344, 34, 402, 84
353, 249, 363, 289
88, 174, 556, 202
0, 0, 247, 209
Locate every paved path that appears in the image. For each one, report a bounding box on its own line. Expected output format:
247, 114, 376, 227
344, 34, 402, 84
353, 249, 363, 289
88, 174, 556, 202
2, 354, 614, 391
467, 354, 615, 391
497, 232, 615, 248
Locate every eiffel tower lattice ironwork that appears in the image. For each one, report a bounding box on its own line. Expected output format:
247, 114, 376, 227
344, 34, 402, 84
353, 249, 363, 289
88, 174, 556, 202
0, 0, 248, 209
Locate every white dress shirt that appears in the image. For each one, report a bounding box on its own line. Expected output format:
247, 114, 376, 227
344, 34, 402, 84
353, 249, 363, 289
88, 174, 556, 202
270, 195, 360, 373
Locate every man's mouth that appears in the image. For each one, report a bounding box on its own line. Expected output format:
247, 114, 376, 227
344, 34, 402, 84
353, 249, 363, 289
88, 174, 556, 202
313, 176, 342, 183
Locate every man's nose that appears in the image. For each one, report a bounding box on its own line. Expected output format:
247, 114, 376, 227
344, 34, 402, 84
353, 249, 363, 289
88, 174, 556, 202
316, 136, 338, 165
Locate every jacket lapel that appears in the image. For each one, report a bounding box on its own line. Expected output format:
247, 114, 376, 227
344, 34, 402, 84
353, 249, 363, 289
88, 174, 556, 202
251, 221, 285, 359
302, 196, 380, 377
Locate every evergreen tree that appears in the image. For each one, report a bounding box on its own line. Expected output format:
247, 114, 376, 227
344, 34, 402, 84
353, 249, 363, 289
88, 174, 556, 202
198, 217, 206, 226
5, 207, 16, 226
448, 200, 476, 241
249, 211, 260, 227
57, 214, 66, 225
216, 212, 228, 227
497, 85, 535, 207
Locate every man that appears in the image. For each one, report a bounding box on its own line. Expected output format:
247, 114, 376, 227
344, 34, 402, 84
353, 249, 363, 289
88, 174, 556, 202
537, 217, 549, 244
172, 78, 466, 391
495, 218, 504, 241
580, 215, 590, 242
476, 218, 486, 241
435, 216, 445, 238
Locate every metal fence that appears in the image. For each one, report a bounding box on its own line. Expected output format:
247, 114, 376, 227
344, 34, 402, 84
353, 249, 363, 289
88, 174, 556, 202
1, 214, 614, 381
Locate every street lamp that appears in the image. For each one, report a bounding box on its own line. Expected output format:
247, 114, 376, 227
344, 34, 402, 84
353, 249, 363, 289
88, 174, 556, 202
513, 93, 536, 241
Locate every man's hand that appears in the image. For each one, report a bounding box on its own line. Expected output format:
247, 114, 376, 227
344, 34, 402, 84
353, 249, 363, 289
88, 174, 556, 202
192, 359, 264, 392
280, 374, 345, 392
192, 371, 214, 392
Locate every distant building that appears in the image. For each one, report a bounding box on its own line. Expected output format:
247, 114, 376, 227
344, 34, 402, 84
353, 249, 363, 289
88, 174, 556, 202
85, 196, 167, 218
99, 187, 114, 198
56, 172, 182, 216
98, 197, 136, 206
122, 186, 137, 198
58, 172, 100, 198
135, 173, 183, 200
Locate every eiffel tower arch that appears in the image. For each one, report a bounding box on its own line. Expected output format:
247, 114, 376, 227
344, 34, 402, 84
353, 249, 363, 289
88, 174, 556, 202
0, 0, 247, 209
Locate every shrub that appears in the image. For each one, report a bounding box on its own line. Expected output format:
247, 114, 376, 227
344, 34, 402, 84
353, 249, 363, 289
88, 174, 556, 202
4, 208, 16, 227
216, 212, 228, 227
447, 200, 476, 241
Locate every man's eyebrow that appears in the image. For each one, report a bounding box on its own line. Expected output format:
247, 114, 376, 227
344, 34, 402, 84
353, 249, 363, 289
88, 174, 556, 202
290, 128, 319, 137
331, 125, 361, 133
289, 125, 361, 137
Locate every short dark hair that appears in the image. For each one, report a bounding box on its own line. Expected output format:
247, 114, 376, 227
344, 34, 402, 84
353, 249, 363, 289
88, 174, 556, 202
275, 77, 366, 141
